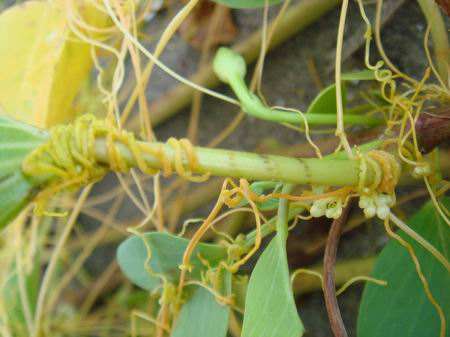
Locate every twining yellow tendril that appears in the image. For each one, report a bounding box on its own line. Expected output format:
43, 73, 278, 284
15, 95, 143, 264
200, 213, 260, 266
368, 150, 401, 193
358, 150, 401, 195
167, 138, 210, 183
22, 114, 208, 212
384, 216, 446, 337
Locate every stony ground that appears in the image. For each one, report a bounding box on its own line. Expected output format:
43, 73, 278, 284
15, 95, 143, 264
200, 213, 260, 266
2, 0, 439, 336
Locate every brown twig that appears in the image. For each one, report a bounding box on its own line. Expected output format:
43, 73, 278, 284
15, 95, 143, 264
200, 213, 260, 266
415, 108, 450, 154
323, 204, 351, 337
435, 0, 450, 16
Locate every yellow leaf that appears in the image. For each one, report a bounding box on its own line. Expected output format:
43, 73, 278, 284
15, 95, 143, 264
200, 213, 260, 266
0, 1, 108, 128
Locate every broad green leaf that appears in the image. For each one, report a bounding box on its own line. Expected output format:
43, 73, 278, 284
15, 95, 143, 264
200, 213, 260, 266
171, 270, 232, 337
242, 186, 303, 337
358, 198, 450, 337
242, 189, 302, 337
0, 1, 108, 127
306, 83, 347, 115
2, 256, 41, 335
211, 0, 283, 9
305, 72, 375, 116
341, 69, 376, 81
0, 116, 47, 180
241, 236, 304, 337
117, 232, 227, 291
0, 117, 46, 229
0, 172, 36, 230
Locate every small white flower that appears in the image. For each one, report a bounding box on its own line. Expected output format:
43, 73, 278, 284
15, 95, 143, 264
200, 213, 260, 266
310, 197, 344, 219
359, 193, 395, 219
326, 203, 342, 219
412, 163, 431, 178
376, 205, 390, 220
363, 205, 377, 218
359, 195, 373, 209
310, 204, 325, 217
375, 194, 394, 207
310, 199, 327, 217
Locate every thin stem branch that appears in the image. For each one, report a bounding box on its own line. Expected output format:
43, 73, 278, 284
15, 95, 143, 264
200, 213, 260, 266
276, 184, 294, 239
323, 204, 351, 337
32, 186, 92, 337
334, 0, 353, 157
416, 0, 450, 87
227, 76, 382, 126
292, 256, 376, 295
389, 211, 450, 272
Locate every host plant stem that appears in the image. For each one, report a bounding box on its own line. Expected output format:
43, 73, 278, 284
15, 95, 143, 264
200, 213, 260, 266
93, 138, 375, 187
226, 74, 382, 127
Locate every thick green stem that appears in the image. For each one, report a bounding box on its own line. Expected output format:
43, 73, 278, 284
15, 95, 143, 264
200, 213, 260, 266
228, 75, 382, 126
214, 47, 382, 127
276, 184, 294, 240
417, 0, 449, 86
93, 138, 374, 187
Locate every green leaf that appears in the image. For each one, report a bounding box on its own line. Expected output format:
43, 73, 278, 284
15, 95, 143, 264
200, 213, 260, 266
0, 117, 45, 229
341, 69, 376, 81
210, 0, 283, 9
303, 71, 376, 118
117, 232, 227, 291
0, 172, 36, 230
241, 186, 304, 337
3, 255, 41, 336
358, 198, 450, 337
171, 270, 231, 337
306, 83, 347, 115
241, 237, 304, 337
0, 1, 108, 127
0, 116, 47, 180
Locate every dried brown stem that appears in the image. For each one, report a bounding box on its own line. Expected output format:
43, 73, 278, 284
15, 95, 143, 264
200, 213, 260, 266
323, 204, 351, 337
415, 108, 450, 154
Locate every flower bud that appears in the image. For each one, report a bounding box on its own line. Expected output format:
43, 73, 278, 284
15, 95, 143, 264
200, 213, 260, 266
213, 47, 247, 84
359, 195, 373, 209
363, 206, 376, 218
310, 202, 325, 217
376, 205, 390, 220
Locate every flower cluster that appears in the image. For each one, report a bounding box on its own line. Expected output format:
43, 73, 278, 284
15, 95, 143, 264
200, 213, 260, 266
358, 193, 395, 220
310, 197, 343, 219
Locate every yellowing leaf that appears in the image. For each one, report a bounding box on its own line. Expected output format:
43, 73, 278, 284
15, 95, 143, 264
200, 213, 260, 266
0, 1, 108, 128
